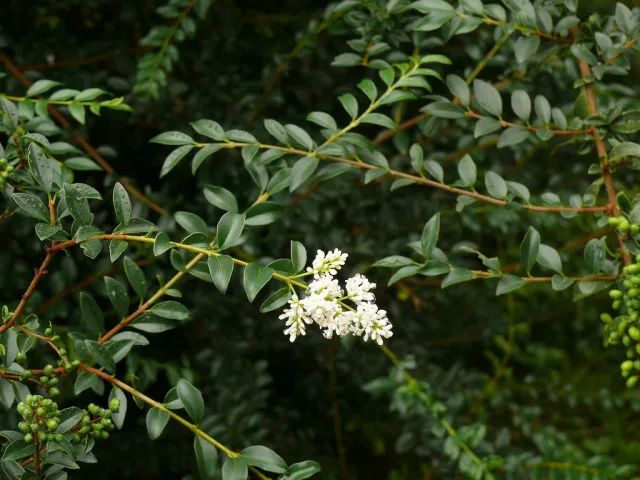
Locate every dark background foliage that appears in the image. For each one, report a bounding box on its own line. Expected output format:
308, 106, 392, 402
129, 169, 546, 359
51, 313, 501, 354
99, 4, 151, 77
3, 0, 640, 479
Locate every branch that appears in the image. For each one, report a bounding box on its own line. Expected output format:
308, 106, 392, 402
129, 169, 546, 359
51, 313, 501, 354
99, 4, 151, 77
81, 365, 271, 480
0, 252, 55, 334
575, 33, 631, 265
217, 142, 609, 214
0, 53, 168, 216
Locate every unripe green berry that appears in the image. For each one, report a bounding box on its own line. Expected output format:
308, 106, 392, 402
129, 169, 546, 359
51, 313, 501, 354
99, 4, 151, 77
17, 422, 28, 432
71, 360, 80, 367
629, 327, 640, 340
610, 289, 623, 299
109, 399, 120, 412
58, 348, 66, 356
24, 433, 32, 443
44, 365, 54, 375
55, 433, 64, 442
49, 387, 59, 397
101, 431, 109, 439
46, 419, 58, 431
621, 360, 634, 370
608, 217, 622, 226
627, 376, 639, 388
30, 423, 39, 432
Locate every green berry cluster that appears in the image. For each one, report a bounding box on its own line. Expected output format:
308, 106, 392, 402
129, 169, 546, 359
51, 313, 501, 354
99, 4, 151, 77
608, 216, 640, 235
16, 395, 64, 443
0, 157, 14, 187
70, 400, 120, 442
603, 259, 640, 387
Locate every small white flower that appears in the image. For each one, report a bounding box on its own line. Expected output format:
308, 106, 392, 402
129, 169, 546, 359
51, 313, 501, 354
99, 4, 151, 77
345, 274, 376, 304
307, 249, 348, 278
280, 293, 306, 342
278, 247, 393, 346
355, 303, 393, 345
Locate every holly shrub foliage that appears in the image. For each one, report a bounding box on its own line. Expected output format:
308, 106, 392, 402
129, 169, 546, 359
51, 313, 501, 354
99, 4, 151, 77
2, 0, 640, 479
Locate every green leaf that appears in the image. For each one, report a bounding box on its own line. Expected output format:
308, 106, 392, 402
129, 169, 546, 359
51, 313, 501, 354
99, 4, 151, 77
537, 244, 563, 274
445, 74, 470, 106
423, 101, 466, 119
306, 111, 338, 132
35, 223, 61, 241
208, 255, 234, 294
442, 268, 475, 288
150, 301, 189, 320
520, 227, 540, 275
85, 340, 115, 372
64, 156, 102, 171
64, 184, 93, 226
26, 79, 60, 97
285, 124, 315, 150
425, 160, 443, 183
534, 95, 551, 123
552, 275, 574, 291
243, 263, 274, 302
284, 460, 322, 480
194, 436, 218, 479
150, 131, 194, 145
507, 181, 530, 202
177, 379, 205, 423
457, 154, 476, 186
79, 292, 104, 336
109, 239, 128, 262
338, 93, 358, 119
584, 238, 605, 274
474, 117, 502, 138
484, 171, 507, 199
411, 0, 455, 13
192, 144, 224, 174
123, 256, 147, 299
216, 212, 245, 250
11, 193, 50, 222
2, 440, 34, 461
222, 457, 248, 480
290, 240, 307, 272
27, 143, 54, 192
109, 387, 127, 429
514, 36, 540, 63
264, 119, 289, 144
473, 79, 502, 117
496, 275, 526, 296
175, 211, 208, 235
357, 79, 378, 102
68, 103, 86, 124
290, 156, 319, 192
113, 182, 132, 225
245, 202, 285, 226
104, 276, 129, 317
260, 288, 291, 313
146, 407, 170, 440
191, 119, 225, 140
609, 142, 640, 162
160, 144, 194, 177
497, 127, 529, 148
240, 445, 287, 474
204, 185, 238, 212
511, 90, 531, 121
154, 232, 173, 256
421, 213, 440, 260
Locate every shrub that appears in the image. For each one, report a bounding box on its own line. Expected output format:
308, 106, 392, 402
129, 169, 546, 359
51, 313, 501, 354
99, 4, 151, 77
1, 0, 640, 479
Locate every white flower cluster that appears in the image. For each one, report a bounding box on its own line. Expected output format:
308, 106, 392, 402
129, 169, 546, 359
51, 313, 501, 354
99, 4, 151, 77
280, 249, 393, 345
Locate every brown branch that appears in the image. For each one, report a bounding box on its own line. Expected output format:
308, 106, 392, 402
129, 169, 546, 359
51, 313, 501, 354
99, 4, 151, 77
465, 110, 591, 136
575, 36, 631, 265
0, 52, 168, 216
98, 253, 204, 343
0, 252, 55, 334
